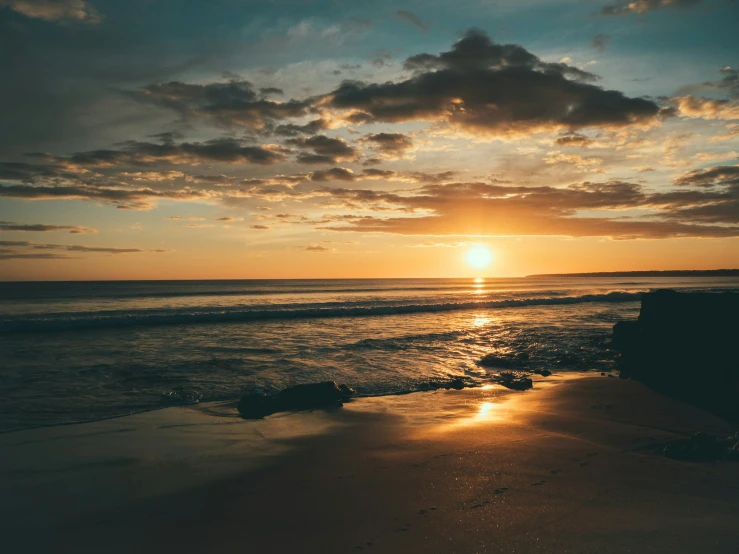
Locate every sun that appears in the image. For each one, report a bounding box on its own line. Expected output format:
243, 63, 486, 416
466, 245, 493, 270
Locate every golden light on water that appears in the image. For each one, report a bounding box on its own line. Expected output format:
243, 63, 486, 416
473, 314, 490, 327
466, 245, 493, 270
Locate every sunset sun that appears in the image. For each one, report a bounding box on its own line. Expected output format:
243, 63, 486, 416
466, 245, 493, 270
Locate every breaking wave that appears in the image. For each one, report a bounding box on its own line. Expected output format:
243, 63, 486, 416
0, 291, 644, 333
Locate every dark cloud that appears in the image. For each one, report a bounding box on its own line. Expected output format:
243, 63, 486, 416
307, 167, 358, 182
402, 29, 597, 80
0, 161, 64, 181
249, 224, 270, 230
0, 0, 101, 24
395, 10, 432, 33
597, 0, 707, 16
17, 137, 289, 172
0, 252, 77, 260
273, 118, 330, 137
0, 221, 97, 234
360, 133, 414, 159
591, 34, 611, 53
675, 164, 739, 187
213, 217, 243, 222
133, 80, 314, 129
0, 239, 172, 260
370, 50, 393, 69
326, 29, 670, 136
287, 135, 359, 164
65, 245, 144, 253
553, 133, 595, 147
260, 87, 284, 97
304, 244, 332, 252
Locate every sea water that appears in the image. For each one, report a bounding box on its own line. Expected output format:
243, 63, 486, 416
1, 276, 737, 432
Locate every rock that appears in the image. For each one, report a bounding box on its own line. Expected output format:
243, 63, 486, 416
338, 384, 356, 396
663, 432, 737, 462
728, 443, 739, 462
446, 378, 466, 390
277, 381, 353, 410
479, 354, 523, 369
534, 369, 552, 377
237, 393, 279, 419
612, 290, 739, 422
497, 372, 533, 391
238, 381, 355, 419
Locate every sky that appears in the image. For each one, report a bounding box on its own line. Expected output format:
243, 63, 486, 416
1, 0, 738, 280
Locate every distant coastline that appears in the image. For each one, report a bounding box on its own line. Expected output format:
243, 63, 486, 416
527, 269, 739, 278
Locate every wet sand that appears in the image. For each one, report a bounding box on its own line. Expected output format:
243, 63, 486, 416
2, 375, 738, 553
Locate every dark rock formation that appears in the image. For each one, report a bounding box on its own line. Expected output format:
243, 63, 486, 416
496, 372, 533, 391
663, 432, 739, 462
534, 369, 552, 377
613, 289, 739, 422
238, 381, 355, 419
416, 378, 470, 392
237, 393, 280, 419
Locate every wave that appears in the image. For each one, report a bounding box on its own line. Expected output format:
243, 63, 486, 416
0, 281, 530, 302
0, 291, 644, 333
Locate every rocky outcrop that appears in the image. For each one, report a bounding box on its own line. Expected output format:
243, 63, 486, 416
663, 432, 739, 462
496, 372, 533, 391
238, 381, 355, 419
613, 289, 739, 422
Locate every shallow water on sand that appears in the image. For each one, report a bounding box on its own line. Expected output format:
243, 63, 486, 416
1, 276, 737, 431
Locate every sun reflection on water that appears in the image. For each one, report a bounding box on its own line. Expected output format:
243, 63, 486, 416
473, 314, 490, 327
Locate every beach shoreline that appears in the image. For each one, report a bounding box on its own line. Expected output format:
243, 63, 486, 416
2, 374, 738, 553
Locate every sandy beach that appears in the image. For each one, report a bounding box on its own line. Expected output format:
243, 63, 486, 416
2, 374, 738, 553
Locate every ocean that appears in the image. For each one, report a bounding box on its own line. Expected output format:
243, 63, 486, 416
1, 276, 738, 433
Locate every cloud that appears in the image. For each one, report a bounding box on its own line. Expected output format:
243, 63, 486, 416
675, 164, 739, 186
360, 133, 415, 159
249, 224, 270, 230
286, 135, 359, 164
693, 151, 738, 161
64, 245, 146, 253
672, 96, 739, 120
677, 67, 739, 99
132, 80, 313, 130
325, 29, 671, 137
167, 216, 205, 221
553, 133, 596, 147
31, 137, 290, 168
213, 217, 243, 222
0, 239, 173, 259
0, 221, 97, 233
0, 252, 77, 260
597, 0, 707, 17
591, 34, 611, 53
542, 152, 605, 172
273, 118, 331, 137
370, 50, 394, 69
395, 10, 432, 33
0, 183, 213, 210
304, 244, 332, 252
0, 0, 101, 24
710, 123, 739, 142
316, 177, 739, 239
